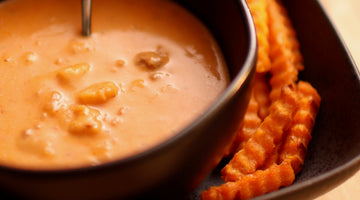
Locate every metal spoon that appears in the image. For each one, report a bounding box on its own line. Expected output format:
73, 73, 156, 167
82, 0, 92, 36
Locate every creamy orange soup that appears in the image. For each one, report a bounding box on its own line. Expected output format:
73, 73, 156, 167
0, 0, 229, 169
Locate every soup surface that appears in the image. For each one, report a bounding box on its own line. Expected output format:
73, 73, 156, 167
0, 0, 229, 169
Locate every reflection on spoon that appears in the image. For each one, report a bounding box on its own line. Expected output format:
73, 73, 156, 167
82, 0, 92, 36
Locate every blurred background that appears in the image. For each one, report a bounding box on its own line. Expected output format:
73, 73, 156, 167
316, 0, 360, 199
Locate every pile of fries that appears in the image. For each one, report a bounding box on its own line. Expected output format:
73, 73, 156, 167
201, 0, 321, 199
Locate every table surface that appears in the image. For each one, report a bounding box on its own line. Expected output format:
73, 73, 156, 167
315, 0, 360, 199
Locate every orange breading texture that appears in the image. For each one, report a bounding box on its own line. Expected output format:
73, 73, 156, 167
201, 0, 321, 199
268, 0, 303, 101
262, 81, 321, 170
202, 161, 295, 200
246, 0, 271, 73
202, 82, 321, 200
280, 81, 321, 173
261, 142, 282, 169
230, 94, 262, 154
252, 73, 271, 119
221, 85, 298, 182
268, 0, 304, 72
230, 74, 270, 154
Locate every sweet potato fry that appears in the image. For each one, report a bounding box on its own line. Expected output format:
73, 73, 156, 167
230, 94, 262, 154
267, 0, 303, 101
252, 73, 271, 119
246, 0, 271, 73
230, 74, 270, 154
202, 161, 295, 200
221, 84, 298, 182
279, 81, 321, 173
261, 142, 282, 169
206, 82, 320, 200
202, 1, 321, 199
268, 0, 304, 72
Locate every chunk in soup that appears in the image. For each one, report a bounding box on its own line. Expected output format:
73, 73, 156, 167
0, 0, 229, 169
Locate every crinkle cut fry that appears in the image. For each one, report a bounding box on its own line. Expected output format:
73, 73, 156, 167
203, 82, 321, 200
268, 0, 303, 101
230, 74, 270, 154
221, 84, 298, 182
280, 81, 321, 174
201, 0, 322, 199
268, 0, 303, 71
261, 141, 282, 169
246, 0, 271, 73
252, 73, 271, 120
259, 81, 320, 170
201, 161, 295, 200
230, 94, 262, 154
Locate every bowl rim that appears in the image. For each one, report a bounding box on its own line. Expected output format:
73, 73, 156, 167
0, 0, 258, 176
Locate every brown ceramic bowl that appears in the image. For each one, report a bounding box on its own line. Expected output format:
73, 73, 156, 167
0, 0, 257, 199
190, 0, 360, 199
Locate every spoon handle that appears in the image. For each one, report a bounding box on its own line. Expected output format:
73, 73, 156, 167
82, 0, 92, 36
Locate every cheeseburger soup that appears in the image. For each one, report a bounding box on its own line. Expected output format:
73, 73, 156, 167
0, 0, 229, 169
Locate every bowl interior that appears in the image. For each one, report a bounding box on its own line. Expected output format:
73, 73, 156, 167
175, 0, 254, 78
0, 0, 257, 199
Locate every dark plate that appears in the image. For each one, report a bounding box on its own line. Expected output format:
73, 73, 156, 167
189, 0, 360, 199
0, 0, 359, 199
